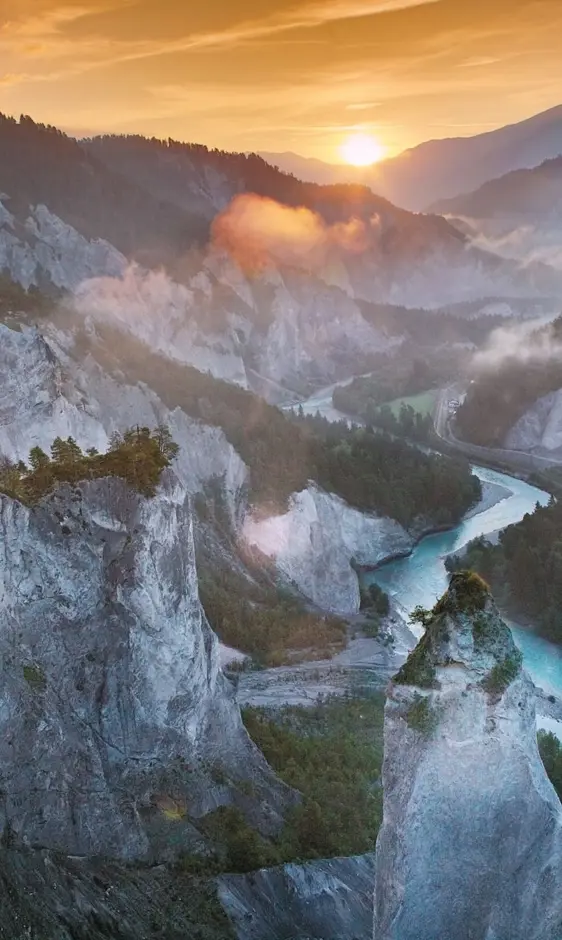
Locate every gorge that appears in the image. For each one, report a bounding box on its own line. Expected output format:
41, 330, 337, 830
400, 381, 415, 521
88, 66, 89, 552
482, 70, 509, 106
1, 101, 562, 939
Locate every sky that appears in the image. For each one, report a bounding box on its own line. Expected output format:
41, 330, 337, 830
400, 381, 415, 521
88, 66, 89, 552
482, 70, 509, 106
1, 0, 562, 160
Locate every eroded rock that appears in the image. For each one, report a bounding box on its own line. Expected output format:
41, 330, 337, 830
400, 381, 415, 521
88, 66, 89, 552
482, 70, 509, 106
374, 572, 562, 940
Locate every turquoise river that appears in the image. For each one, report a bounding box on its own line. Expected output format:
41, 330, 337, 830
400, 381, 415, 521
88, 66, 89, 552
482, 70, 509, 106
366, 465, 562, 695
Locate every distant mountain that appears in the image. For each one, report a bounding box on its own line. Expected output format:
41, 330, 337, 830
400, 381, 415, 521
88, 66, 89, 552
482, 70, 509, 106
431, 156, 562, 270
258, 151, 363, 187
432, 155, 562, 218
2, 113, 562, 404
262, 105, 562, 211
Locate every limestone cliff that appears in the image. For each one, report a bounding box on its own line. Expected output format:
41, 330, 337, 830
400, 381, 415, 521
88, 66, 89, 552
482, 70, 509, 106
217, 853, 376, 940
243, 484, 412, 614
0, 322, 414, 616
0, 322, 248, 523
374, 572, 562, 940
505, 388, 562, 456
0, 197, 125, 290
72, 259, 394, 400
0, 474, 287, 860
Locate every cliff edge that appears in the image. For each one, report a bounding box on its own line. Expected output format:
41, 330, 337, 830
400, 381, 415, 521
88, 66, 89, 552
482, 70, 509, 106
374, 572, 562, 940
0, 473, 287, 860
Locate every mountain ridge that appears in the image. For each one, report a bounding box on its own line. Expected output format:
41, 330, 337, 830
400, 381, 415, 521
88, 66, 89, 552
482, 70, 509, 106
261, 104, 562, 211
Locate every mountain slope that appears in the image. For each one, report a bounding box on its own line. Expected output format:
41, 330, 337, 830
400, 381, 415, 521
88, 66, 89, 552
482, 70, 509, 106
262, 105, 562, 211
83, 133, 562, 306
433, 155, 562, 219
0, 114, 209, 267
431, 156, 562, 270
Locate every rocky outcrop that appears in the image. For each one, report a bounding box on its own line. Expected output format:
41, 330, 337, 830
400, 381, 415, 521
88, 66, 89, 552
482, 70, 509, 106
243, 484, 412, 614
0, 197, 125, 290
0, 322, 248, 522
71, 258, 393, 400
0, 323, 108, 460
0, 845, 236, 940
505, 389, 562, 456
217, 853, 376, 940
374, 572, 562, 940
0, 475, 286, 860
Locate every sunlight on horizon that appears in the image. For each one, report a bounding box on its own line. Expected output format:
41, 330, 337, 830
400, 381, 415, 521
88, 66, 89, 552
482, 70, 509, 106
340, 133, 385, 167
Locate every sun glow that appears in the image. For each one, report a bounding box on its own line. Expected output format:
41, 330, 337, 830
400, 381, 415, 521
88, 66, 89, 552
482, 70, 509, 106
341, 133, 384, 167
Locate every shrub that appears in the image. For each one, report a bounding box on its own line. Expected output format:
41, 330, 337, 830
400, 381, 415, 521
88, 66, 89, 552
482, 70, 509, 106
405, 694, 438, 736
481, 649, 523, 697
23, 664, 46, 692
394, 630, 437, 689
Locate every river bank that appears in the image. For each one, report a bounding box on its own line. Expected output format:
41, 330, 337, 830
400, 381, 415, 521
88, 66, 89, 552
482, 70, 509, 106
359, 477, 512, 578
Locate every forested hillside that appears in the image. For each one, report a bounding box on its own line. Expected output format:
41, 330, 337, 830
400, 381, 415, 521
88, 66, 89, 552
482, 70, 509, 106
455, 317, 562, 446
85, 133, 413, 225
0, 114, 208, 264
89, 326, 480, 526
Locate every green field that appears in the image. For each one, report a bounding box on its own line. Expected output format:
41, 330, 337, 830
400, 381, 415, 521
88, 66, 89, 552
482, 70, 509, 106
384, 388, 439, 417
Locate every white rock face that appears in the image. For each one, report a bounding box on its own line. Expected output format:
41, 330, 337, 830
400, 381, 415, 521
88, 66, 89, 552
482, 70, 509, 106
505, 389, 562, 455
72, 265, 251, 388
374, 575, 562, 940
243, 484, 412, 614
71, 259, 393, 399
0, 475, 282, 859
0, 198, 126, 290
246, 270, 393, 392
218, 853, 377, 940
0, 323, 248, 521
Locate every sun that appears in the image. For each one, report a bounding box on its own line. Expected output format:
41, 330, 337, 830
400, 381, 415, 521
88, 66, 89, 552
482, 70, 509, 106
341, 133, 384, 167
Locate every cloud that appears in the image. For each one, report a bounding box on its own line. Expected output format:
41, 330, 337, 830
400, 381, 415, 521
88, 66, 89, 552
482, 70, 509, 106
0, 72, 26, 86
472, 316, 562, 372
211, 193, 380, 273
0, 0, 442, 76
460, 218, 562, 273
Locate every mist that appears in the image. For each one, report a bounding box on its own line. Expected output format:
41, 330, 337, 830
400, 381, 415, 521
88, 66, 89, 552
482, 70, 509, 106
211, 193, 380, 273
472, 314, 562, 372
456, 216, 562, 272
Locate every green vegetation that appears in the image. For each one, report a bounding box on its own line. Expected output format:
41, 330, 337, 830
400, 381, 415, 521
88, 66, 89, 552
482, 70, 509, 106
243, 694, 385, 861
538, 731, 562, 799
333, 369, 437, 442
386, 389, 439, 418
360, 582, 390, 617
446, 570, 489, 613
455, 316, 562, 447
395, 573, 491, 688
0, 274, 54, 322
481, 649, 523, 697
197, 806, 278, 874
199, 566, 347, 667
0, 425, 178, 505
23, 664, 46, 693
405, 694, 439, 736
394, 629, 438, 689
446, 501, 562, 644
297, 412, 480, 528
368, 403, 434, 442
85, 326, 480, 525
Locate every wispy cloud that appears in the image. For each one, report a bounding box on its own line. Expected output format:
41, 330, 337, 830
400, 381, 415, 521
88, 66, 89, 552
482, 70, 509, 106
1, 0, 443, 78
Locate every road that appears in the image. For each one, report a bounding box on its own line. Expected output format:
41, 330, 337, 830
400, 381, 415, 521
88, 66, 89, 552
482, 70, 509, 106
433, 385, 562, 473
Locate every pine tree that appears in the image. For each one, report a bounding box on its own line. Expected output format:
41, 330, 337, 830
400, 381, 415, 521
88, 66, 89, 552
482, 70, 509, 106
28, 447, 50, 471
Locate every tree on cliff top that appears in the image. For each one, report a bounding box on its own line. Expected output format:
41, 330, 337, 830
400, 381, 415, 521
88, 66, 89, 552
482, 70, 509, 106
0, 424, 179, 505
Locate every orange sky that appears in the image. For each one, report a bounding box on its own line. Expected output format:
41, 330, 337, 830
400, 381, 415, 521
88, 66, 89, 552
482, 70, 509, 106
1, 0, 561, 159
